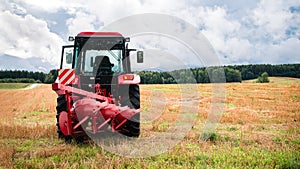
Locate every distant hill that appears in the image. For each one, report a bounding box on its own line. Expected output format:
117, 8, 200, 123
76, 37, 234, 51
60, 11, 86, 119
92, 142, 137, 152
0, 54, 55, 73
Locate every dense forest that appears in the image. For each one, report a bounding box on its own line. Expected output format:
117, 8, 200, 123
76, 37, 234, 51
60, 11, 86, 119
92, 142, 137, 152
0, 64, 299, 84
137, 64, 300, 84
0, 70, 57, 83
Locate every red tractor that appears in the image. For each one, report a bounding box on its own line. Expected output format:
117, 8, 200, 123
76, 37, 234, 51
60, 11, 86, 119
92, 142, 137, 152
52, 32, 144, 143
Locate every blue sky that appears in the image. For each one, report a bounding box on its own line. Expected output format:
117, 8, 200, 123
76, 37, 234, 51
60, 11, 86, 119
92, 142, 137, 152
0, 0, 300, 69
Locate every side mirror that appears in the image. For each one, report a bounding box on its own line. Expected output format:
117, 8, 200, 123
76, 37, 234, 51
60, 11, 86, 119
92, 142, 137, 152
137, 51, 143, 63
66, 52, 73, 64
125, 37, 130, 42
68, 36, 74, 41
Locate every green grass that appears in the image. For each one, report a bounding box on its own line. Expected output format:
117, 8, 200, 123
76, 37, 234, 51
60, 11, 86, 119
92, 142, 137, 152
14, 110, 54, 125
226, 103, 236, 108
243, 77, 300, 86
269, 77, 300, 87
0, 83, 30, 89
291, 96, 300, 102
2, 137, 299, 169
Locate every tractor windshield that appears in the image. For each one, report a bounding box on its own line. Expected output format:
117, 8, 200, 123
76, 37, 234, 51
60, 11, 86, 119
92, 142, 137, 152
74, 37, 124, 76
84, 49, 123, 76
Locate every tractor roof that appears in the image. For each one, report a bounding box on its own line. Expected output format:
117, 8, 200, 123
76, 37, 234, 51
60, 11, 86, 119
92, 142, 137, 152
77, 32, 123, 37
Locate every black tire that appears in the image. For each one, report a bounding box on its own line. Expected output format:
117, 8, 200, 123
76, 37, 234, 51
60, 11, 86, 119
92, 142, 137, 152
75, 136, 85, 144
56, 95, 72, 143
120, 84, 140, 137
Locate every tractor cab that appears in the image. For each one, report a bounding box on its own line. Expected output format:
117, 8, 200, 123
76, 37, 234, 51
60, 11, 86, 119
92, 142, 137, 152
60, 32, 143, 96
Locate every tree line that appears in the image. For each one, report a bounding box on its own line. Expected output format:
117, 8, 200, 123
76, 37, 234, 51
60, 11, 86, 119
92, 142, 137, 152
0, 70, 57, 83
137, 67, 241, 84
137, 64, 300, 84
0, 64, 299, 84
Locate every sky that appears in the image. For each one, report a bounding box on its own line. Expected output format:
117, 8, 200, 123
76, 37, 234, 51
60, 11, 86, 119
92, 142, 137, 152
0, 0, 300, 70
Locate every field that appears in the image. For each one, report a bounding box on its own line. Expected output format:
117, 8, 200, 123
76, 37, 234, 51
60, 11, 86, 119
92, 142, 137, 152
0, 77, 299, 168
0, 83, 31, 90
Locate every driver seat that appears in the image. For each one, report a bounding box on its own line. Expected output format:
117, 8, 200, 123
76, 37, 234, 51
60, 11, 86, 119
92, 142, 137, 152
93, 55, 114, 76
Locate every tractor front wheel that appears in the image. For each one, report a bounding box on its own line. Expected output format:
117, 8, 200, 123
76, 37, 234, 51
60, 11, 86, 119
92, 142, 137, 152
120, 84, 141, 137
56, 95, 72, 143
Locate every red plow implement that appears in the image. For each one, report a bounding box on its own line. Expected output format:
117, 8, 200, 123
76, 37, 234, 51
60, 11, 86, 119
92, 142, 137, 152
53, 83, 140, 140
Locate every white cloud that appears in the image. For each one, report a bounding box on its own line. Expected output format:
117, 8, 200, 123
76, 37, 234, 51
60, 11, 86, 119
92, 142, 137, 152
190, 0, 300, 65
65, 0, 189, 30
265, 38, 300, 63
196, 7, 241, 49
1, 0, 300, 70
15, 0, 67, 13
249, 0, 293, 42
10, 2, 27, 15
0, 10, 64, 66
66, 11, 98, 36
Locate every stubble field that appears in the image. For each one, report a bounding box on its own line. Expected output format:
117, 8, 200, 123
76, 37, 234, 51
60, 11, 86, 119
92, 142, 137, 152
0, 77, 299, 168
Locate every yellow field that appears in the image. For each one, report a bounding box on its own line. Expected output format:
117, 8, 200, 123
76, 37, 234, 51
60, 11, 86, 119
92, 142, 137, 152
0, 77, 299, 168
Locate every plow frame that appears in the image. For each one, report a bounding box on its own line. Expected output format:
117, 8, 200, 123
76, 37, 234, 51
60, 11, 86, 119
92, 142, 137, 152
52, 83, 139, 137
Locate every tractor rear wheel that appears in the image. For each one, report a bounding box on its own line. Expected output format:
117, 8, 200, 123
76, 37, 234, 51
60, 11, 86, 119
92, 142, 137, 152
56, 95, 72, 143
120, 84, 140, 137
